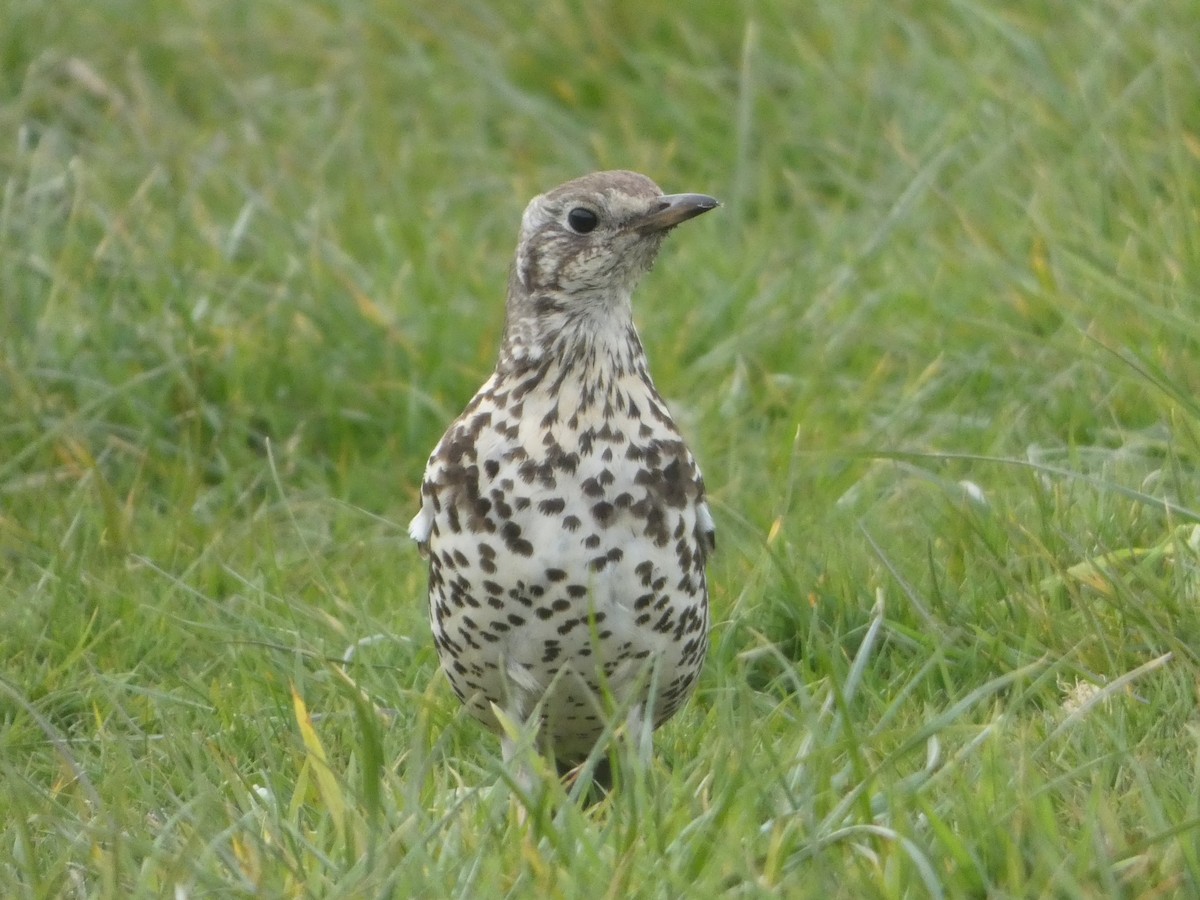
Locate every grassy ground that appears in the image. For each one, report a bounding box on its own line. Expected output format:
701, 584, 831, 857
3, 0, 1199, 895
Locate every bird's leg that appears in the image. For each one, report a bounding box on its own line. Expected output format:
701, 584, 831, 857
492, 702, 544, 825
491, 669, 542, 786
627, 701, 654, 770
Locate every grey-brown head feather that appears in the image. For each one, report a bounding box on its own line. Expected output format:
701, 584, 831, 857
500, 171, 677, 372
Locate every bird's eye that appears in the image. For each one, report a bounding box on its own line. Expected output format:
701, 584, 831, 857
566, 207, 599, 234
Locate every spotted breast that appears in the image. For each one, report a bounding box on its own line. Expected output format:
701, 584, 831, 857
410, 170, 718, 765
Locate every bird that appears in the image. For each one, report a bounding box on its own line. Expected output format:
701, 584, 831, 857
409, 170, 718, 780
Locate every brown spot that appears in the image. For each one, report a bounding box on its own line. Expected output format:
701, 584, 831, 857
500, 522, 534, 557
547, 446, 580, 473
468, 411, 492, 437
591, 501, 616, 525
512, 371, 543, 402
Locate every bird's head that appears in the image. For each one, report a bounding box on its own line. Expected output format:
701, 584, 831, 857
501, 170, 718, 369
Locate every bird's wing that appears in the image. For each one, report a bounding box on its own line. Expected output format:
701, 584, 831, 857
697, 499, 716, 554
408, 495, 433, 555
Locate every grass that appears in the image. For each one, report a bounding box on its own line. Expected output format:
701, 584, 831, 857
2, 0, 1199, 895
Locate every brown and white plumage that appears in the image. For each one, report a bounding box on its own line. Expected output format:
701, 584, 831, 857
410, 171, 718, 766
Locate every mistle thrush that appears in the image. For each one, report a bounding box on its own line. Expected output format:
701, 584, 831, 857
409, 170, 718, 769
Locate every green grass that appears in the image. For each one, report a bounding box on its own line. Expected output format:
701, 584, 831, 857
3, 0, 1199, 895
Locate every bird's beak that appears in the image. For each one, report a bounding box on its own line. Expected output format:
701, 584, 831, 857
635, 192, 721, 233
